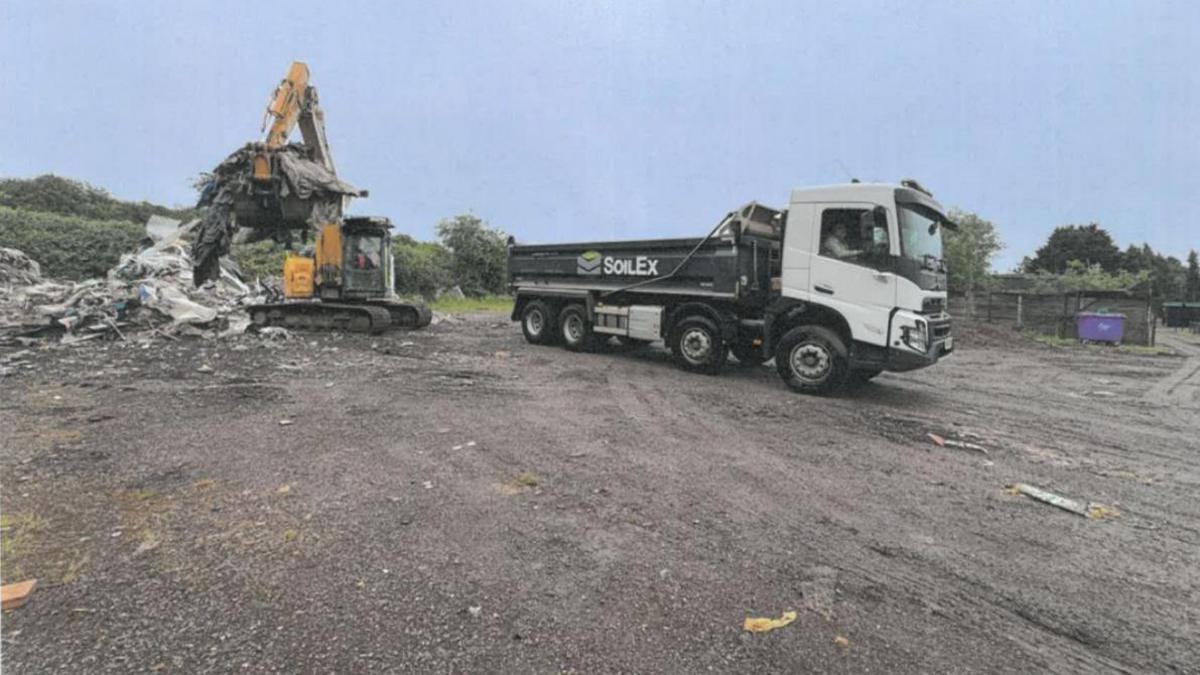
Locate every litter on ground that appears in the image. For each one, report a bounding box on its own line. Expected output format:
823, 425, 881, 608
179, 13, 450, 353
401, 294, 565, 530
1, 579, 38, 610
1006, 483, 1116, 519
743, 610, 797, 633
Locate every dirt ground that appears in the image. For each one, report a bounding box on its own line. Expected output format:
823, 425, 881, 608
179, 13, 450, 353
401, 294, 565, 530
2, 314, 1198, 673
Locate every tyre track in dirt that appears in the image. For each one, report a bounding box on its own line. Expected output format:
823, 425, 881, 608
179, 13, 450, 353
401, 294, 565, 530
588, 350, 1146, 672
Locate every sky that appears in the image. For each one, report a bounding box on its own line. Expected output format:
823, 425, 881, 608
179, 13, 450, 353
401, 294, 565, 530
2, 0, 1198, 271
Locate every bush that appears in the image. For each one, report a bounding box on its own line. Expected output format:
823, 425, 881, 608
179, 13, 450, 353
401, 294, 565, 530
0, 175, 196, 223
391, 234, 453, 298
230, 240, 288, 281
435, 214, 508, 296
0, 206, 143, 279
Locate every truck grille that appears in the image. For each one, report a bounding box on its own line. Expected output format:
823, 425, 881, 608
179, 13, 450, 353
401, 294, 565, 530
930, 318, 951, 340
922, 297, 945, 314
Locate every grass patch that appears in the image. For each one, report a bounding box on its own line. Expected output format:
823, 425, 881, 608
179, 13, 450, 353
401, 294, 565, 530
60, 552, 90, 584
1116, 344, 1176, 356
1, 512, 47, 581
1022, 330, 1077, 348
425, 294, 513, 314
1167, 330, 1200, 346
514, 472, 540, 488
1022, 329, 1174, 355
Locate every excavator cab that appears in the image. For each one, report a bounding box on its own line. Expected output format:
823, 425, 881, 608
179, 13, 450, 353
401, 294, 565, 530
282, 217, 391, 301
340, 217, 390, 299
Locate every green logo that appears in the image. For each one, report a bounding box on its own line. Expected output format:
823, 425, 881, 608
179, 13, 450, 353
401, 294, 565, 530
577, 250, 602, 275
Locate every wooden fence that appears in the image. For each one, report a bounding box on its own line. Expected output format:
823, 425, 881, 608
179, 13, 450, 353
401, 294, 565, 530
948, 289, 1155, 346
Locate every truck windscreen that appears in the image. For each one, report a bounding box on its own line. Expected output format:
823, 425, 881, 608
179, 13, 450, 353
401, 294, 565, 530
898, 203, 944, 269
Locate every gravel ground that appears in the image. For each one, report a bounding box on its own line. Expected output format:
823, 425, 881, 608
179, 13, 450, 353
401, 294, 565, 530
2, 315, 1198, 673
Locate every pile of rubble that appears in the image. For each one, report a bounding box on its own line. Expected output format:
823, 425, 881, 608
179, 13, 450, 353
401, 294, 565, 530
0, 217, 270, 347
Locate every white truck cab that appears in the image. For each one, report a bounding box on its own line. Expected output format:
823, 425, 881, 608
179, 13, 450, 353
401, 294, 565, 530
774, 180, 954, 374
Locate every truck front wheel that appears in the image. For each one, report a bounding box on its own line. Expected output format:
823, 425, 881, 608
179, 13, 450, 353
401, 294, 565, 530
521, 300, 558, 345
670, 316, 727, 374
775, 325, 848, 395
559, 304, 603, 352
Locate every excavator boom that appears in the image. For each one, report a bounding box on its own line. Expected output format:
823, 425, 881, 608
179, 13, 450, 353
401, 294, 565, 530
258, 61, 335, 175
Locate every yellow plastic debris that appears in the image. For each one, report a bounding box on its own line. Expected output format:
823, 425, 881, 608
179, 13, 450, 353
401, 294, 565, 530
743, 610, 797, 633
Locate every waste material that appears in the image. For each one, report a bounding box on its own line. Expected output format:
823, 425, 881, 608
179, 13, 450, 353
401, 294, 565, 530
1, 579, 37, 610
0, 248, 42, 285
192, 143, 363, 285
927, 432, 989, 454
1, 217, 268, 345
1006, 483, 1117, 519
834, 635, 850, 648
743, 610, 797, 633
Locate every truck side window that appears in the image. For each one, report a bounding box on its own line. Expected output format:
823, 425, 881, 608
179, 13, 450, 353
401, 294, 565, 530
819, 209, 870, 260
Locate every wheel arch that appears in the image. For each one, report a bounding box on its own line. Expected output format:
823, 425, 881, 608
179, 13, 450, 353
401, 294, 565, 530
764, 299, 852, 355
664, 301, 738, 342
512, 290, 581, 321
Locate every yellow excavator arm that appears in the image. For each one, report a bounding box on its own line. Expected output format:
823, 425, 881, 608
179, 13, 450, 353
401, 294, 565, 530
254, 61, 336, 179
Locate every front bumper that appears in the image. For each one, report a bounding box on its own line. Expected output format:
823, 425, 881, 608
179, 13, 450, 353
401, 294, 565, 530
885, 311, 953, 372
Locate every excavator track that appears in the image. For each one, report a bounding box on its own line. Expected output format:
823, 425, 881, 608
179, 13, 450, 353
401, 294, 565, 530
246, 302, 394, 334
362, 300, 433, 329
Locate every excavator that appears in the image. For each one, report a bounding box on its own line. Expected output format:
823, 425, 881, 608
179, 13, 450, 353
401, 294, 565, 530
232, 61, 431, 332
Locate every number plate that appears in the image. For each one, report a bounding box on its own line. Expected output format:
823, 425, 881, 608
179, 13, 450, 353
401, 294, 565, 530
943, 336, 954, 352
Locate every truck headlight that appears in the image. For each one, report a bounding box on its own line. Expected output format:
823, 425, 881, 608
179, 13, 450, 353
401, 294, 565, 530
902, 320, 928, 352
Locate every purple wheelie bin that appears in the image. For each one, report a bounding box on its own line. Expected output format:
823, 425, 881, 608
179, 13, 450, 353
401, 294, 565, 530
1077, 312, 1125, 345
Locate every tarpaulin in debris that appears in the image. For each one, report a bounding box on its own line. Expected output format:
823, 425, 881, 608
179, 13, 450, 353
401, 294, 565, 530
191, 142, 362, 285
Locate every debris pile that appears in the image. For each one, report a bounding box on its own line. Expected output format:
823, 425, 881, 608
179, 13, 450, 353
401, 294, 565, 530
0, 218, 267, 346
0, 247, 43, 285
192, 142, 363, 284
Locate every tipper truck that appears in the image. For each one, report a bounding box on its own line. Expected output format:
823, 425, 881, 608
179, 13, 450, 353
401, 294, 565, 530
507, 180, 956, 395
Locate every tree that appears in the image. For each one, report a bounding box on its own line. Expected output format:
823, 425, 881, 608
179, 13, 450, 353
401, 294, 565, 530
1187, 250, 1200, 301
1026, 223, 1120, 274
435, 214, 508, 296
943, 209, 1003, 293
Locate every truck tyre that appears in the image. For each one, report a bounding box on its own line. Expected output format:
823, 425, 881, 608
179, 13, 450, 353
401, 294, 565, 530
521, 300, 557, 345
775, 325, 848, 395
670, 316, 727, 374
559, 304, 603, 352
731, 341, 767, 366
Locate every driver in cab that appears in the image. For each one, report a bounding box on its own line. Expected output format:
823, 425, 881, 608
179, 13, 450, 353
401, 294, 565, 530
822, 216, 864, 259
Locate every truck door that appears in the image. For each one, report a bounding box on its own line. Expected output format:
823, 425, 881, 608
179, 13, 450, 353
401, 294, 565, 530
809, 204, 895, 347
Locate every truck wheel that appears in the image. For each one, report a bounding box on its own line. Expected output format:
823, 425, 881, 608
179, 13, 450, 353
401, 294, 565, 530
731, 341, 767, 366
670, 316, 727, 374
559, 304, 603, 352
775, 325, 848, 395
521, 300, 557, 345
